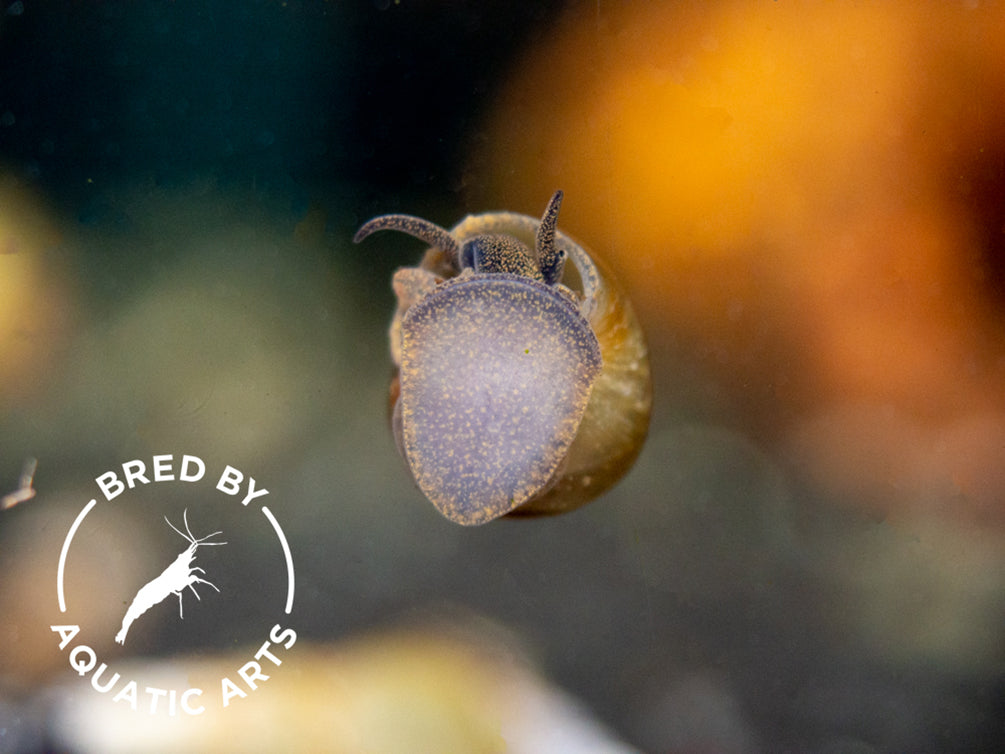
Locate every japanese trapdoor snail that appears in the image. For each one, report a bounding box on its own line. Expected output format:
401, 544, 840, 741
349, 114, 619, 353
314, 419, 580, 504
354, 191, 652, 525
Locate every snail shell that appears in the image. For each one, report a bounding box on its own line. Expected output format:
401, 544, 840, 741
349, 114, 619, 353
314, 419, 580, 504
355, 191, 651, 525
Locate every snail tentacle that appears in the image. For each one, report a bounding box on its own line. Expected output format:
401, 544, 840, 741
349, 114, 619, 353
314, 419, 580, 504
354, 214, 461, 268
536, 190, 566, 285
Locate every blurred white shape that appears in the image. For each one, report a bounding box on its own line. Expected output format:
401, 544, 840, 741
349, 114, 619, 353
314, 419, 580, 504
51, 624, 640, 753
1, 456, 37, 509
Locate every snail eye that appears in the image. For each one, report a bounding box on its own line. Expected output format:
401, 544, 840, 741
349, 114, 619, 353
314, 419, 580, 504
540, 247, 567, 286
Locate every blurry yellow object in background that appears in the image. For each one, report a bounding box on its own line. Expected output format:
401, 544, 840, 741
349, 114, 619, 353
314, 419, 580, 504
51, 622, 638, 754
0, 173, 76, 401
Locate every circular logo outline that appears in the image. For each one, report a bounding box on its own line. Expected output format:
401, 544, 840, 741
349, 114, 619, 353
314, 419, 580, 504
51, 455, 297, 717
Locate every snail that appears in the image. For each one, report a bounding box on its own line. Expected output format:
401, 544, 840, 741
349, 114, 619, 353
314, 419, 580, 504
354, 191, 651, 525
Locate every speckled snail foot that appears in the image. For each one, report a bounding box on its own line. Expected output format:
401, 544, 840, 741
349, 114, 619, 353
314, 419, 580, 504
354, 191, 652, 525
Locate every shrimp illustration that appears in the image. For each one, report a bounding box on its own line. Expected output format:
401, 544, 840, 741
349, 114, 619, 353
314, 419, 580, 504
115, 509, 226, 645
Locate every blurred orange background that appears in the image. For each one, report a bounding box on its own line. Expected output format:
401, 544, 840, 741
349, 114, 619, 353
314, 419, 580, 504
475, 0, 1005, 526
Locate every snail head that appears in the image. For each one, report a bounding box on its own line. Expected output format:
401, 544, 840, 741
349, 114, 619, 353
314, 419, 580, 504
353, 190, 567, 285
